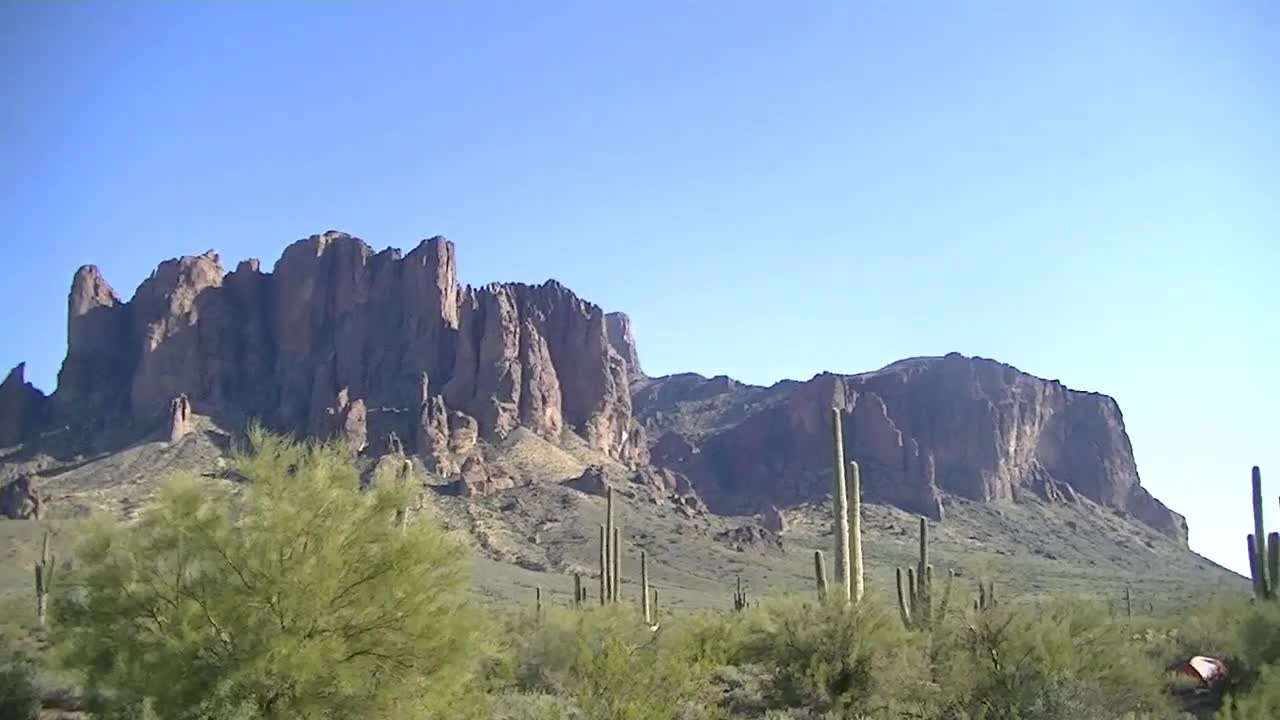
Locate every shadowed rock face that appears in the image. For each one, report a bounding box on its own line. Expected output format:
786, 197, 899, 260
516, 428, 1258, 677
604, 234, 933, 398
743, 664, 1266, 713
37, 231, 647, 467
0, 364, 46, 447
637, 353, 1188, 543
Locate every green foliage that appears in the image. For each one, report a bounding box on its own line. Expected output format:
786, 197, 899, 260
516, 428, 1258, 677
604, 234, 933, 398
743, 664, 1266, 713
738, 595, 934, 717
0, 636, 39, 720
1218, 664, 1280, 720
504, 604, 720, 720
51, 425, 487, 720
934, 596, 1171, 719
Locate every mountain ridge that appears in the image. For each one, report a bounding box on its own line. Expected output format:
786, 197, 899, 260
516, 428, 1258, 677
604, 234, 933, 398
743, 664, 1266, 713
0, 230, 1186, 549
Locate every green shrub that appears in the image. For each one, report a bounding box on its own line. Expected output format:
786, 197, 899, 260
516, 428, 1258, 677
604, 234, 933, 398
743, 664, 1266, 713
505, 604, 720, 720
0, 637, 40, 720
935, 595, 1172, 720
1218, 664, 1280, 720
51, 426, 488, 720
737, 595, 934, 718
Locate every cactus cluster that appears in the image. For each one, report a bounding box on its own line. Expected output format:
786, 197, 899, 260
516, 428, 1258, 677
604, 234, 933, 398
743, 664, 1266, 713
816, 407, 864, 604
1247, 466, 1279, 601
974, 579, 996, 613
600, 486, 625, 604
733, 575, 748, 611
895, 516, 954, 631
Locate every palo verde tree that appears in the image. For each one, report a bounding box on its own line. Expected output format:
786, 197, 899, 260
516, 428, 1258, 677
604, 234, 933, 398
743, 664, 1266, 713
51, 424, 487, 720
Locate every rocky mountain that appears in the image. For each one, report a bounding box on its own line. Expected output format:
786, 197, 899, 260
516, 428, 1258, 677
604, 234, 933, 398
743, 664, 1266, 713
0, 230, 1186, 546
635, 355, 1188, 542
5, 231, 645, 474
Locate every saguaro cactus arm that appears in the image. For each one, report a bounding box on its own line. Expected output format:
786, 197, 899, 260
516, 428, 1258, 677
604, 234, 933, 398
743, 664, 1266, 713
896, 567, 913, 628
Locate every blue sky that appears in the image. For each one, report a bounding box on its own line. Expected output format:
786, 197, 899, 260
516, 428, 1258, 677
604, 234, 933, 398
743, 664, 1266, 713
1, 1, 1276, 575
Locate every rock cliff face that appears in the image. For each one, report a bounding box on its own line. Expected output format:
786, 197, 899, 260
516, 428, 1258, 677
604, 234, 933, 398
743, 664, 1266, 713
637, 353, 1188, 543
0, 364, 46, 447
3, 230, 1188, 545
33, 231, 647, 468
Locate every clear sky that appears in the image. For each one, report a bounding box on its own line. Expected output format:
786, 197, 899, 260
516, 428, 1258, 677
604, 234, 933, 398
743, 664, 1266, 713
1, 2, 1276, 575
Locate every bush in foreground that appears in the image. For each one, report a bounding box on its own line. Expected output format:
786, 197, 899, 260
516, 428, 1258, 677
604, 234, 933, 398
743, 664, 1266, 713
51, 426, 488, 720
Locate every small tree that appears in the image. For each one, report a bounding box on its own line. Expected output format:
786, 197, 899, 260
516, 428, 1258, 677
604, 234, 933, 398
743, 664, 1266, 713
52, 425, 487, 719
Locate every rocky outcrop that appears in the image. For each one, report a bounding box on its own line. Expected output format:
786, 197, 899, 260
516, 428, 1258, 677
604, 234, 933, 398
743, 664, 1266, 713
30, 231, 646, 467
716, 524, 782, 551
443, 456, 514, 498
55, 266, 131, 419
629, 466, 706, 514
0, 364, 46, 446
0, 476, 41, 520
318, 388, 367, 455
605, 312, 642, 378
166, 394, 194, 443
565, 465, 611, 496
762, 505, 788, 535
638, 354, 1187, 543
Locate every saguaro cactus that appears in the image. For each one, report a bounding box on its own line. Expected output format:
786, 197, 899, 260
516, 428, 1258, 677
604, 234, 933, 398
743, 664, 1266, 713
605, 487, 616, 602
651, 589, 659, 624
849, 459, 864, 604
895, 516, 953, 631
830, 408, 852, 603
573, 573, 584, 608
814, 549, 828, 601
34, 529, 54, 627
1247, 466, 1278, 601
1124, 584, 1133, 618
599, 525, 609, 605
975, 579, 997, 612
612, 525, 622, 602
641, 550, 652, 624
733, 575, 748, 611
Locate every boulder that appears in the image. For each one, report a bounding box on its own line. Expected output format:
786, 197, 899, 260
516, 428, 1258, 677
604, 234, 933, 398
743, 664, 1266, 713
166, 394, 194, 443
443, 456, 514, 498
0, 476, 41, 520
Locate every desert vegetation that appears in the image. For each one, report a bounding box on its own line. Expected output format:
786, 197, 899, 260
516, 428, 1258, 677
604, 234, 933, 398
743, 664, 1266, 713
0, 427, 1275, 720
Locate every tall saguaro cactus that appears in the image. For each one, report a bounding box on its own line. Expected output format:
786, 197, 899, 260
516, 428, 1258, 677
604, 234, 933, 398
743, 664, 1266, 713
612, 525, 622, 602
641, 550, 652, 624
606, 487, 616, 602
1247, 466, 1278, 601
814, 550, 828, 601
34, 529, 54, 627
598, 486, 626, 604
599, 525, 609, 605
896, 516, 953, 631
830, 408, 852, 603
849, 459, 864, 604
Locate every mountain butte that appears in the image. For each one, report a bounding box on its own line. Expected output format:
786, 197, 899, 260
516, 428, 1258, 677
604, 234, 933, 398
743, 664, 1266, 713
0, 230, 1186, 544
